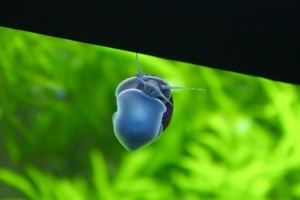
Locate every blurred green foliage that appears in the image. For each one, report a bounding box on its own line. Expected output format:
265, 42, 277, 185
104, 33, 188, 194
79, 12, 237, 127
0, 26, 300, 200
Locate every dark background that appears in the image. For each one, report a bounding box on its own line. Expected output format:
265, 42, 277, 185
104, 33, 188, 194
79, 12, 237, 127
1, 1, 299, 84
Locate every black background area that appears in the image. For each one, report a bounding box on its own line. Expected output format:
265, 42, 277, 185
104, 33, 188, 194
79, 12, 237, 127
1, 1, 299, 85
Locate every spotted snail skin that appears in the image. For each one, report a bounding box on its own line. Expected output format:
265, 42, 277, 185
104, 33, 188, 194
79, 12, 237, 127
113, 53, 204, 152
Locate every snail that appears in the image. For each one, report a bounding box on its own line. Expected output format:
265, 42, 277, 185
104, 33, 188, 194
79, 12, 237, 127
113, 53, 204, 152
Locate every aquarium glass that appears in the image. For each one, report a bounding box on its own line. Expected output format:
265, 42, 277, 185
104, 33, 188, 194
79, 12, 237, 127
0, 26, 300, 200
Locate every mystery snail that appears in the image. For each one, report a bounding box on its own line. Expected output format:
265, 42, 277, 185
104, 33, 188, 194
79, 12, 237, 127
112, 53, 204, 152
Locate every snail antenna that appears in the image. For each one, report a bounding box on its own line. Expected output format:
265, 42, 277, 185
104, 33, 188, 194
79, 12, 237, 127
136, 53, 144, 79
161, 85, 206, 91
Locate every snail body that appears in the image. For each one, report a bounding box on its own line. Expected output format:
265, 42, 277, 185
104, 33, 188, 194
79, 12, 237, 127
113, 54, 204, 152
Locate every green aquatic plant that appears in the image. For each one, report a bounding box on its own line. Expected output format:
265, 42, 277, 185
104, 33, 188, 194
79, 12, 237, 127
0, 150, 177, 200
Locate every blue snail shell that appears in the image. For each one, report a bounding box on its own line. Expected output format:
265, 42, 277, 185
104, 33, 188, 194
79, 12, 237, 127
113, 74, 174, 152
113, 88, 166, 151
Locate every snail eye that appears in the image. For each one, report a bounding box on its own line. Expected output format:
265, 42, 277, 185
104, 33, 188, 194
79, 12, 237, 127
149, 87, 155, 93
145, 85, 159, 96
